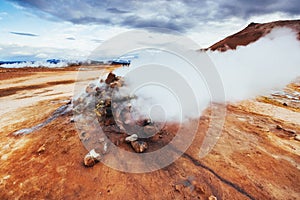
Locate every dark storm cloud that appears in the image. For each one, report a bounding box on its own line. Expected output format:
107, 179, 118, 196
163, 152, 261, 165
10, 31, 38, 37
69, 16, 111, 25
7, 0, 300, 32
119, 15, 193, 32
106, 8, 129, 14
66, 37, 75, 40
217, 0, 300, 18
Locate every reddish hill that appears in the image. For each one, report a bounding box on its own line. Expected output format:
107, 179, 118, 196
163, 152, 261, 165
206, 19, 300, 52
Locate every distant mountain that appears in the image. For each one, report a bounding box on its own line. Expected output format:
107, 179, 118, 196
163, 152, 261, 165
205, 19, 300, 52
0, 60, 31, 65
0, 59, 84, 67
0, 59, 129, 67
0, 60, 62, 66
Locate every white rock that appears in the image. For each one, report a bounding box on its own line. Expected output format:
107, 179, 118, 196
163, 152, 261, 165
3, 175, 10, 180
1, 154, 8, 161
89, 149, 101, 161
208, 195, 217, 200
103, 143, 108, 153
125, 134, 138, 142
83, 149, 102, 167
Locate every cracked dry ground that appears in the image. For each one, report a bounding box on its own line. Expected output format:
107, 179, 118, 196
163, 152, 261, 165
0, 69, 299, 199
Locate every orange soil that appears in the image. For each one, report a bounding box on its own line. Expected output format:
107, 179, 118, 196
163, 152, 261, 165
0, 68, 299, 199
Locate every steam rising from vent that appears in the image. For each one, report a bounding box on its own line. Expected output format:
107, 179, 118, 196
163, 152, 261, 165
112, 55, 208, 122
74, 27, 300, 171
111, 27, 300, 122
209, 27, 300, 101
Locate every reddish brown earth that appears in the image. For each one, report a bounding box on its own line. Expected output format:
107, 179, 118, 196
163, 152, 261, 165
0, 66, 299, 199
0, 66, 81, 81
206, 20, 300, 51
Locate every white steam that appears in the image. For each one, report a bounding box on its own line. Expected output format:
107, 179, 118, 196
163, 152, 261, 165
112, 27, 300, 122
208, 27, 300, 101
113, 50, 210, 122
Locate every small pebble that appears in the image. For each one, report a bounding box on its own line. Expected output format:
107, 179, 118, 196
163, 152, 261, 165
1, 154, 8, 161
84, 155, 97, 167
37, 145, 46, 154
208, 195, 217, 200
276, 125, 282, 130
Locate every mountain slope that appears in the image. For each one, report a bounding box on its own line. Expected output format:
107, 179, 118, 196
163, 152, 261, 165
206, 19, 300, 51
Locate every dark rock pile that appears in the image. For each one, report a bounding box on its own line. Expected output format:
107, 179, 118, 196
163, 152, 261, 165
94, 72, 161, 153
76, 72, 167, 167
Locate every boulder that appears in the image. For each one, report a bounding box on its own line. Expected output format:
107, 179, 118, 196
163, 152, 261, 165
105, 72, 118, 84
83, 149, 102, 167
125, 134, 138, 142
131, 141, 148, 153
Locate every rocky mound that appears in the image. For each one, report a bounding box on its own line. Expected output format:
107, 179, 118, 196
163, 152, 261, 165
206, 19, 300, 51
73, 72, 176, 167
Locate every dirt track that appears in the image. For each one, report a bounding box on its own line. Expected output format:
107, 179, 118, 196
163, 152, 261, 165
0, 67, 299, 199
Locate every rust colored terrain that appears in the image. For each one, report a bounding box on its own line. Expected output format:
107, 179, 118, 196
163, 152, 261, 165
0, 66, 299, 200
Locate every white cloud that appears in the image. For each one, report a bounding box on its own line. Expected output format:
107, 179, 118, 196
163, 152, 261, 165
0, 12, 8, 20
11, 51, 32, 55
35, 53, 48, 58
247, 12, 300, 23
0, 43, 87, 60
2, 0, 300, 60
0, 20, 129, 60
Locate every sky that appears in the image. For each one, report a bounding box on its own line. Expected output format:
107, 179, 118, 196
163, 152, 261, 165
0, 0, 300, 61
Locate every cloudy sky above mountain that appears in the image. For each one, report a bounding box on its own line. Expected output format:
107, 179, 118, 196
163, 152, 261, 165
0, 0, 300, 60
